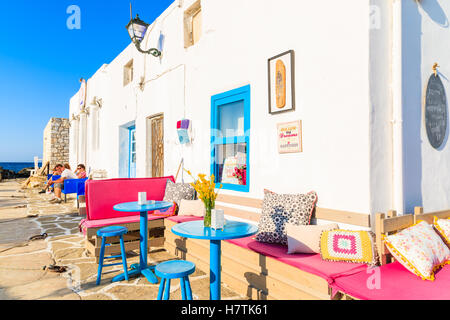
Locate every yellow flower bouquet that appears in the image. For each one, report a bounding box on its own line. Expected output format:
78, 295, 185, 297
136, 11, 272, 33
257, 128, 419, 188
186, 170, 223, 227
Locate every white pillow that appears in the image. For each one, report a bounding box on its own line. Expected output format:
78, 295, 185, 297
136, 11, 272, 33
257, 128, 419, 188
178, 199, 205, 217
286, 223, 339, 254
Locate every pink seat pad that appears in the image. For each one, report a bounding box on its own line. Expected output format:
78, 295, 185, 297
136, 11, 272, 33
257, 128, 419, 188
331, 261, 450, 300
227, 236, 368, 284
167, 216, 204, 224
80, 214, 164, 233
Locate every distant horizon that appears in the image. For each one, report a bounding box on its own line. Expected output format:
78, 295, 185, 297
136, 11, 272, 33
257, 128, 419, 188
0, 0, 174, 162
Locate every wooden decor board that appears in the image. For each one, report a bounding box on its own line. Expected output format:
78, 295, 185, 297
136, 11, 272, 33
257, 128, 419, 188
268, 50, 295, 114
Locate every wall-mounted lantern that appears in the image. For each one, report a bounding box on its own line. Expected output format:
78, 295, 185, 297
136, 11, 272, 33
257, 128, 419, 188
126, 14, 161, 57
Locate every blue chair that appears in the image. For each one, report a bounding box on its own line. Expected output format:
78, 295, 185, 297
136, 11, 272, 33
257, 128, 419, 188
76, 178, 88, 207
62, 178, 88, 203
96, 226, 129, 285
47, 174, 61, 182
155, 260, 195, 300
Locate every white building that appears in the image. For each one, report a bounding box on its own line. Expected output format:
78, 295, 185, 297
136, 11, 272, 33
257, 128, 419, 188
69, 0, 450, 226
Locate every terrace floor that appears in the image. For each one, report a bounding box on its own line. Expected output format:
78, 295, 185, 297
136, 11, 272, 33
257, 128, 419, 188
0, 179, 245, 300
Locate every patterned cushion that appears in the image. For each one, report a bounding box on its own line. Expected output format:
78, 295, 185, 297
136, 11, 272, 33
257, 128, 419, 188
434, 216, 450, 246
152, 202, 177, 217
162, 180, 195, 208
255, 190, 318, 245
384, 221, 450, 281
320, 230, 379, 266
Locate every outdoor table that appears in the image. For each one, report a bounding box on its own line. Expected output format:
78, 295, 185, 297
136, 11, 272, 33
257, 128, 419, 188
112, 201, 173, 284
171, 220, 258, 300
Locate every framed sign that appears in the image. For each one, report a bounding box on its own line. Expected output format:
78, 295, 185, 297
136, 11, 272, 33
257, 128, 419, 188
277, 120, 302, 154
424, 74, 448, 149
268, 50, 295, 115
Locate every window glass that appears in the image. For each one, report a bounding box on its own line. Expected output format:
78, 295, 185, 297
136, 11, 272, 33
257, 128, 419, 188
218, 100, 245, 137
215, 143, 247, 186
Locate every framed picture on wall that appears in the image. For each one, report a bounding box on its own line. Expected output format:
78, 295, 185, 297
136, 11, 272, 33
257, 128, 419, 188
268, 50, 295, 115
277, 120, 303, 154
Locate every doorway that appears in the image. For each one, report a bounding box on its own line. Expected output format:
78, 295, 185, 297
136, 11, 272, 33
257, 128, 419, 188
146, 114, 164, 177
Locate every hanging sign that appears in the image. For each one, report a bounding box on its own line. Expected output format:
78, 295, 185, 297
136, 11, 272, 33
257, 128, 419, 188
79, 78, 87, 110
425, 74, 448, 149
277, 120, 303, 154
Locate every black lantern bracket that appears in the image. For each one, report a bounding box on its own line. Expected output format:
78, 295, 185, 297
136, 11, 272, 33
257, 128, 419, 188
126, 13, 162, 58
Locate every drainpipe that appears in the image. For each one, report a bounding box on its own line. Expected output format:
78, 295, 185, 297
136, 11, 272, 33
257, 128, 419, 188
79, 109, 88, 166
392, 0, 404, 214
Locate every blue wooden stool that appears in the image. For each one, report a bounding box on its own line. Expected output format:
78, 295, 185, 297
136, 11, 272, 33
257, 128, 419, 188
96, 226, 129, 285
155, 260, 196, 300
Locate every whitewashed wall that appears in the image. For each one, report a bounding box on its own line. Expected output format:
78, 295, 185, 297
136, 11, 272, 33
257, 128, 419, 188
403, 0, 450, 213
70, 0, 374, 217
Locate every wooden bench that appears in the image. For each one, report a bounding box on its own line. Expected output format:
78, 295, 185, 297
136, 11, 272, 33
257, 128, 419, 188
80, 177, 175, 263
375, 207, 450, 265
330, 207, 450, 300
164, 194, 371, 300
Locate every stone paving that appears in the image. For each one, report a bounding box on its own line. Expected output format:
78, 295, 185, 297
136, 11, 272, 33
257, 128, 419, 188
0, 179, 245, 300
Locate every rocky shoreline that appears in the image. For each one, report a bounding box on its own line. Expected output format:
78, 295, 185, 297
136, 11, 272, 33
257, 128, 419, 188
0, 166, 33, 181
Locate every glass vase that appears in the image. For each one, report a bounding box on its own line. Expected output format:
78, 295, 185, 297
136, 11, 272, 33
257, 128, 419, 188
204, 201, 213, 228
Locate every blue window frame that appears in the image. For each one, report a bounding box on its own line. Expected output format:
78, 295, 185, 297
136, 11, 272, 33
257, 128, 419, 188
128, 126, 136, 178
211, 85, 250, 192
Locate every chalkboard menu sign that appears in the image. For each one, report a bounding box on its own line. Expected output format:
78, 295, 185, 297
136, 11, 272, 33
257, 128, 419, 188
425, 74, 448, 149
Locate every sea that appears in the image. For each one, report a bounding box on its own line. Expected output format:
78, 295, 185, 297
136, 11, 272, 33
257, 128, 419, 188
0, 162, 42, 173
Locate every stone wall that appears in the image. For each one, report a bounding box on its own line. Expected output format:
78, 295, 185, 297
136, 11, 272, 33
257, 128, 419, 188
43, 118, 70, 170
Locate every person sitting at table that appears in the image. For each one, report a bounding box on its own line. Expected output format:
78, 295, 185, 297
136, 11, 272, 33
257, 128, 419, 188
75, 164, 87, 179
50, 164, 78, 204
39, 164, 63, 194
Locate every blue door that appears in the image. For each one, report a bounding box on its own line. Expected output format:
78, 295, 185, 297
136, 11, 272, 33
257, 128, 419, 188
129, 127, 137, 178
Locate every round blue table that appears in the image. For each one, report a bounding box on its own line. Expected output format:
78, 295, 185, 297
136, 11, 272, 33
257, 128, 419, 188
113, 201, 173, 284
172, 220, 258, 300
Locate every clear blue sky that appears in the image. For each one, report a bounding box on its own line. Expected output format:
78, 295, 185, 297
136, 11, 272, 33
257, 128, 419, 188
0, 0, 174, 162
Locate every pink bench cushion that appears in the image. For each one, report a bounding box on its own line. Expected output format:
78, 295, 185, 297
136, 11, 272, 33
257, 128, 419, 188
85, 176, 175, 221
167, 216, 204, 224
331, 261, 450, 300
227, 236, 368, 284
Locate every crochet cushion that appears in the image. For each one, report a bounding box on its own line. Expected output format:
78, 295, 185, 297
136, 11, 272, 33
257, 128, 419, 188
434, 216, 450, 246
384, 221, 450, 281
320, 229, 379, 267
256, 189, 318, 245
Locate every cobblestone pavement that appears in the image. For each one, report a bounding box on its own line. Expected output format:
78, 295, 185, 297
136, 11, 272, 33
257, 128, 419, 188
0, 179, 245, 300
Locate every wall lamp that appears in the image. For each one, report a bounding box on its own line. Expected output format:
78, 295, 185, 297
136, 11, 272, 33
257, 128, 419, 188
126, 14, 161, 57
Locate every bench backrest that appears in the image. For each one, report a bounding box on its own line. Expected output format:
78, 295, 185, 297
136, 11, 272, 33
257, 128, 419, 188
375, 207, 450, 265
85, 176, 175, 221
215, 194, 371, 227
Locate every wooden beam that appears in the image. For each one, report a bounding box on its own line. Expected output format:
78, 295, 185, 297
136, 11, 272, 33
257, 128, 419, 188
216, 194, 371, 227
314, 207, 371, 228
217, 194, 263, 209
215, 205, 260, 223
381, 215, 414, 234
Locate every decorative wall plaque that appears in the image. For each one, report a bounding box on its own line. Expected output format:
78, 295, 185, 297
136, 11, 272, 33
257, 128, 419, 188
425, 74, 448, 149
277, 120, 303, 154
268, 50, 295, 114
